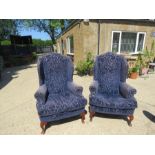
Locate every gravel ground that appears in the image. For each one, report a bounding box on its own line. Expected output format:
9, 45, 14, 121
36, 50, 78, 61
0, 63, 155, 135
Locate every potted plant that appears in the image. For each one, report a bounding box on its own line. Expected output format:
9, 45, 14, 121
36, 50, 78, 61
135, 53, 148, 75
129, 65, 139, 79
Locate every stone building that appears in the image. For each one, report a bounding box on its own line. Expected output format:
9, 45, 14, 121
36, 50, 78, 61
56, 19, 155, 65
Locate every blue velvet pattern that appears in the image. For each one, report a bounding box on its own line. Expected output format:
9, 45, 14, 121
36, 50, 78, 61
89, 52, 137, 116
35, 53, 87, 122
37, 92, 86, 116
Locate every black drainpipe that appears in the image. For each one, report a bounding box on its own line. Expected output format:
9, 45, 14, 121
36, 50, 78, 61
97, 19, 100, 55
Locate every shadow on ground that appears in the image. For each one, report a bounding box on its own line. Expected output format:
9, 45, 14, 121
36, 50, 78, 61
0, 63, 36, 89
44, 113, 130, 133
143, 110, 155, 123
44, 116, 81, 133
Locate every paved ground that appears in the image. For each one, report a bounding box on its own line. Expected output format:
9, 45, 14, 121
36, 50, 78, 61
0, 63, 155, 135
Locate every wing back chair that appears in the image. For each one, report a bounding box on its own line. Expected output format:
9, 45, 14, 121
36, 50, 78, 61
89, 52, 137, 126
35, 53, 87, 134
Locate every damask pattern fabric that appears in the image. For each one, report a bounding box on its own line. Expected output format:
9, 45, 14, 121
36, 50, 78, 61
90, 93, 137, 109
35, 53, 86, 122
90, 105, 135, 116
97, 52, 121, 95
37, 92, 86, 117
89, 52, 137, 116
42, 53, 68, 94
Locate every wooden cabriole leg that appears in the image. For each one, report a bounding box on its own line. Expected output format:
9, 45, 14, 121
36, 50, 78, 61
127, 115, 134, 127
89, 106, 95, 122
89, 111, 95, 122
40, 122, 47, 134
80, 110, 87, 124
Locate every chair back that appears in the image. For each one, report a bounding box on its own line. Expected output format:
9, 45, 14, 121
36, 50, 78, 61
38, 53, 73, 94
94, 52, 128, 95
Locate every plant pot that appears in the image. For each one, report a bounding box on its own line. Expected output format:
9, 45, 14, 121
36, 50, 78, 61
141, 67, 149, 75
129, 72, 138, 79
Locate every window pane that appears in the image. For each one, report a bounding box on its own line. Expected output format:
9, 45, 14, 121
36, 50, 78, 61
137, 34, 144, 51
112, 32, 120, 53
70, 36, 74, 53
121, 32, 137, 53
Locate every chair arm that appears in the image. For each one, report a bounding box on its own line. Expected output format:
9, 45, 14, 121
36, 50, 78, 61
67, 82, 83, 96
34, 84, 48, 104
119, 82, 137, 98
89, 80, 99, 95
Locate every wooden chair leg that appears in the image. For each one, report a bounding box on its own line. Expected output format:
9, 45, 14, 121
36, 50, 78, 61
89, 111, 95, 122
127, 115, 134, 127
40, 122, 47, 134
80, 110, 87, 124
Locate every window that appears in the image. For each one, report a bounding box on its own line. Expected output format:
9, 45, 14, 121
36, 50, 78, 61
61, 39, 64, 55
111, 31, 146, 54
137, 33, 145, 51
112, 32, 120, 53
66, 35, 74, 54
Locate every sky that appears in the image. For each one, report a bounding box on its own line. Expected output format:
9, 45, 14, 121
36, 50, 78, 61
20, 29, 50, 40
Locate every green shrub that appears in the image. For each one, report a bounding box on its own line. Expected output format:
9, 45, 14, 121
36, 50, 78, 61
132, 66, 139, 73
76, 52, 94, 76
32, 52, 37, 60
128, 65, 139, 76
1, 40, 11, 45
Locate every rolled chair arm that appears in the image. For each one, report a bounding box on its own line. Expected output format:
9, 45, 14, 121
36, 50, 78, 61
67, 82, 83, 96
89, 80, 99, 95
119, 82, 137, 98
34, 84, 48, 104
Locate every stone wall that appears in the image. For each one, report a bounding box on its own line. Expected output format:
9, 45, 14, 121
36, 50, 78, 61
56, 20, 155, 65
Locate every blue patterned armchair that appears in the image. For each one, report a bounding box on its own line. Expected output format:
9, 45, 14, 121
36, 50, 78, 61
89, 52, 137, 126
35, 53, 87, 134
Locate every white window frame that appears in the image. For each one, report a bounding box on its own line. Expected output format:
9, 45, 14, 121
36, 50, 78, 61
66, 36, 74, 55
111, 31, 146, 54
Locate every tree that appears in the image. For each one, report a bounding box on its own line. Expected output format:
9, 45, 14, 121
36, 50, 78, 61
32, 39, 52, 46
23, 19, 72, 51
0, 19, 20, 45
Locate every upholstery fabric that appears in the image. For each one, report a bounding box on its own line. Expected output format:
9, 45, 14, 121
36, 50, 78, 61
90, 105, 135, 116
89, 52, 137, 116
90, 94, 137, 109
37, 92, 86, 117
120, 82, 137, 98
35, 84, 48, 104
89, 80, 99, 95
35, 53, 87, 122
67, 82, 83, 96
43, 53, 68, 94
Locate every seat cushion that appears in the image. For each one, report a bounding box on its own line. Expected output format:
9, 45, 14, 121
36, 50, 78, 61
37, 92, 87, 116
90, 93, 137, 109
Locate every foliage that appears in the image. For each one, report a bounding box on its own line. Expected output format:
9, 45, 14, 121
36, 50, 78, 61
22, 19, 72, 50
135, 52, 146, 70
143, 44, 155, 67
131, 66, 139, 73
1, 40, 11, 45
128, 65, 139, 76
32, 39, 52, 46
32, 52, 37, 60
76, 52, 94, 76
135, 40, 155, 70
0, 19, 20, 44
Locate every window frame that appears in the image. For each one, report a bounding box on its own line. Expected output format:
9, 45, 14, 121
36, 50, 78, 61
66, 35, 74, 55
111, 31, 146, 54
